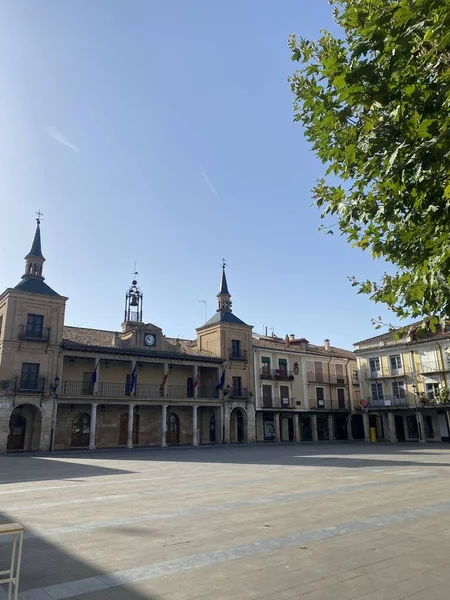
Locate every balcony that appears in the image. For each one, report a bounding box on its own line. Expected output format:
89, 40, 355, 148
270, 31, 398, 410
16, 377, 47, 394
19, 325, 50, 342
229, 387, 249, 399
60, 381, 219, 400
260, 368, 294, 381
228, 349, 248, 361
261, 397, 294, 409
366, 395, 410, 408
419, 361, 447, 374
307, 372, 348, 385
364, 366, 410, 379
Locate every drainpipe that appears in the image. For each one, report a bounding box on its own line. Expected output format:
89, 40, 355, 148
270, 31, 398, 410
410, 349, 423, 442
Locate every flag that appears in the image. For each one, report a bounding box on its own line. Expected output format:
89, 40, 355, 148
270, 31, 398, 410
216, 366, 226, 390
193, 372, 200, 388
129, 364, 137, 394
91, 360, 100, 384
160, 369, 169, 388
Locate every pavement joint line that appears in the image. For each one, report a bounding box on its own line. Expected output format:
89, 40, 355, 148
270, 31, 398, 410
1, 475, 436, 542
12, 498, 450, 600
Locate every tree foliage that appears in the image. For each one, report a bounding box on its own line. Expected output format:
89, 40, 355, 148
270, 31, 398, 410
289, 0, 450, 330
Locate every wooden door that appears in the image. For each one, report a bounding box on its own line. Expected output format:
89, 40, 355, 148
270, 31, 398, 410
209, 414, 216, 443
71, 414, 90, 447
236, 410, 244, 442
167, 413, 180, 444
7, 414, 26, 450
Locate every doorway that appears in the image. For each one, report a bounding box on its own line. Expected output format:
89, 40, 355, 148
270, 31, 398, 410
7, 404, 42, 451
395, 415, 406, 441
334, 415, 348, 440
71, 413, 91, 447
209, 413, 216, 443
230, 408, 246, 443
167, 412, 180, 444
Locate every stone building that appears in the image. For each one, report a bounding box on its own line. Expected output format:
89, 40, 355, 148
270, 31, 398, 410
0, 220, 255, 452
253, 333, 361, 442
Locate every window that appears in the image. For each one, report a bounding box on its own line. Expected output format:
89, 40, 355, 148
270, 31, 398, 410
390, 354, 402, 373
26, 314, 44, 338
261, 357, 271, 375
280, 385, 290, 408
369, 357, 381, 374
392, 381, 406, 398
371, 382, 384, 400
352, 368, 359, 384
314, 362, 324, 382
335, 363, 345, 384
316, 387, 325, 407
232, 376, 242, 397
231, 340, 241, 358
262, 384, 272, 408
20, 363, 40, 390
425, 382, 439, 400
278, 358, 288, 376
337, 388, 346, 409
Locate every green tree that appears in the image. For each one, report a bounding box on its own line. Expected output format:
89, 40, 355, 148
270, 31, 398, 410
289, 0, 450, 330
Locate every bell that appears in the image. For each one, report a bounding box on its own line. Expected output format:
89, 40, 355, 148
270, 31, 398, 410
130, 294, 139, 307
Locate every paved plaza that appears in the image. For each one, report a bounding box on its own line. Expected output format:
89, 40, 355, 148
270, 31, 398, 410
1, 443, 450, 600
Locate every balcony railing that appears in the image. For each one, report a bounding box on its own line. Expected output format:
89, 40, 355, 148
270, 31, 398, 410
261, 397, 295, 409
229, 387, 249, 399
60, 381, 219, 400
16, 376, 47, 394
419, 361, 447, 374
228, 349, 248, 361
366, 395, 410, 407
260, 368, 293, 381
364, 367, 408, 378
309, 397, 348, 410
306, 372, 348, 385
19, 325, 50, 342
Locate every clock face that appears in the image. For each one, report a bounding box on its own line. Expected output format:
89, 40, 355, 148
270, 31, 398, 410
144, 333, 156, 347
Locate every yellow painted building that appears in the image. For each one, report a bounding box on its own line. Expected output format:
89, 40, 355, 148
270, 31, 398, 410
354, 324, 450, 443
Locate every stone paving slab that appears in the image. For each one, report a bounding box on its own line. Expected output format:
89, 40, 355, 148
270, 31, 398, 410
1, 443, 450, 599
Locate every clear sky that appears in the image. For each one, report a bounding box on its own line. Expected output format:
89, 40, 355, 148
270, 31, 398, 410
0, 0, 395, 350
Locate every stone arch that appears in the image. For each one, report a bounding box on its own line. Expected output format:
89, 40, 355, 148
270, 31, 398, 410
230, 407, 247, 443
7, 403, 42, 451
166, 412, 180, 444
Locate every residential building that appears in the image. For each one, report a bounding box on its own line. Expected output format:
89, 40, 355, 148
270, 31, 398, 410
253, 334, 360, 442
0, 220, 255, 452
354, 324, 450, 442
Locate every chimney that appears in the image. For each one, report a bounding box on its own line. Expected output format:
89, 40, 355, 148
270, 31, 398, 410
285, 334, 290, 347
324, 339, 330, 351
289, 334, 295, 342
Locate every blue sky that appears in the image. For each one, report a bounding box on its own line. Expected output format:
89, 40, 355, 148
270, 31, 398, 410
0, 0, 395, 349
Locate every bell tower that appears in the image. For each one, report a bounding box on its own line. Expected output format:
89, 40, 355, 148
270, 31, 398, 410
23, 211, 45, 280
217, 260, 232, 312
123, 273, 143, 328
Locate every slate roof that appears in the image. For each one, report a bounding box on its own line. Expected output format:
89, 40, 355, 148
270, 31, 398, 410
253, 336, 356, 360
62, 326, 222, 361
219, 267, 229, 295
14, 277, 60, 297
198, 310, 248, 329
26, 223, 44, 258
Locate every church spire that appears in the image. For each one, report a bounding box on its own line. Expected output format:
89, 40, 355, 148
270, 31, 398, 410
23, 212, 46, 280
217, 259, 232, 312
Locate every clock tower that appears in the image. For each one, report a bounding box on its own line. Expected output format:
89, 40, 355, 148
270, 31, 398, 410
217, 261, 232, 312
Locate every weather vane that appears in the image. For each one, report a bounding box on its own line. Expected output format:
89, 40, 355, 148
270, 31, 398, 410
222, 257, 226, 269
36, 210, 43, 224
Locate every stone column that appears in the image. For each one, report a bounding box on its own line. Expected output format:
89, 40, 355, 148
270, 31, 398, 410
192, 405, 199, 445
89, 403, 98, 450
416, 411, 426, 443
215, 406, 223, 444
347, 414, 353, 440
387, 412, 397, 443
311, 414, 318, 442
161, 404, 167, 447
246, 403, 256, 443
223, 403, 230, 444
362, 412, 370, 443
328, 415, 335, 440
127, 404, 135, 449
293, 415, 300, 442
274, 413, 281, 443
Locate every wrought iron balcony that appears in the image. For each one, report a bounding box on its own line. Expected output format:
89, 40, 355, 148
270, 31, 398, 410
260, 368, 294, 381
306, 372, 348, 385
19, 325, 50, 342
261, 396, 295, 409
228, 349, 248, 361
419, 361, 448, 374
60, 381, 220, 400
16, 376, 47, 394
229, 387, 249, 399
364, 367, 409, 379
366, 395, 410, 407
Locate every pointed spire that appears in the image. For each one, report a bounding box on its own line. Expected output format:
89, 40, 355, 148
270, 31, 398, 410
22, 213, 46, 280
217, 259, 232, 312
